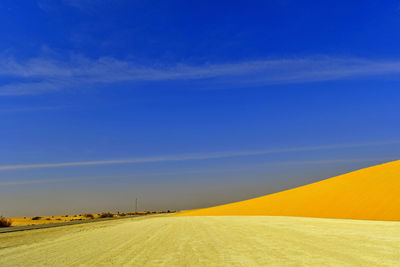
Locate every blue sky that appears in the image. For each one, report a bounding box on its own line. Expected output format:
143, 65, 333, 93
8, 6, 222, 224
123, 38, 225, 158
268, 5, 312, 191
1, 0, 400, 216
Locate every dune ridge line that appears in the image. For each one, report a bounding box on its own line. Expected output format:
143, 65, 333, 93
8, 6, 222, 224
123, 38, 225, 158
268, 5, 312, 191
178, 160, 400, 221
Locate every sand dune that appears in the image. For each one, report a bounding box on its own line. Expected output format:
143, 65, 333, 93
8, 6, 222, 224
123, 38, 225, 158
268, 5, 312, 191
179, 160, 400, 220
1, 216, 400, 266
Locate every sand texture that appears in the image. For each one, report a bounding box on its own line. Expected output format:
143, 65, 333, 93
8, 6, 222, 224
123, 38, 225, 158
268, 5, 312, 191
1, 215, 400, 266
179, 160, 400, 220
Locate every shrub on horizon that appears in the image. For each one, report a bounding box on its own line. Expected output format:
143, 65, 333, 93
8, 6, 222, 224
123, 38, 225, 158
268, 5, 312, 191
83, 214, 95, 219
0, 216, 12, 227
99, 212, 114, 218
31, 216, 42, 220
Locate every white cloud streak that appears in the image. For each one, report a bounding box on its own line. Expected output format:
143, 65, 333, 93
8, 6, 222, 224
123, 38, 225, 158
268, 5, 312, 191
0, 140, 398, 171
0, 156, 395, 186
1, 55, 400, 95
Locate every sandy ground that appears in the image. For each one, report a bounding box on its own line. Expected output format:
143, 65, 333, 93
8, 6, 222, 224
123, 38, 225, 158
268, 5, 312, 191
1, 215, 400, 266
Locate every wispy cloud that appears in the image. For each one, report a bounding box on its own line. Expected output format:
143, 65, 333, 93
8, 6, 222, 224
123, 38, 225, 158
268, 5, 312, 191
0, 140, 398, 171
0, 156, 394, 186
1, 55, 400, 96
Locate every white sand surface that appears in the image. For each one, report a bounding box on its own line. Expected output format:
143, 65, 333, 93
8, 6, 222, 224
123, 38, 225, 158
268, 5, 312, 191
1, 215, 400, 266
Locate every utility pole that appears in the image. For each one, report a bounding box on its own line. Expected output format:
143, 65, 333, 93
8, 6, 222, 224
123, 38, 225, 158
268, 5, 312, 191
135, 198, 138, 213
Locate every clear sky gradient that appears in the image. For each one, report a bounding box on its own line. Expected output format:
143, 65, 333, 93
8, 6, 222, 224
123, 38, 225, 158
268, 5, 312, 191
1, 0, 400, 216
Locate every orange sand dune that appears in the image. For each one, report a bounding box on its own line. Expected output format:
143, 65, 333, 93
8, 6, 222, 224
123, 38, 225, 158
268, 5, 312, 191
179, 160, 400, 220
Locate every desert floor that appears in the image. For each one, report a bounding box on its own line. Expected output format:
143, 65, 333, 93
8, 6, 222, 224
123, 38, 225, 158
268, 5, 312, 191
1, 215, 400, 266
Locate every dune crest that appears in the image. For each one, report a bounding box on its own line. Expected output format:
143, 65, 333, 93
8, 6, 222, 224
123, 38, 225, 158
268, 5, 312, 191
179, 160, 400, 220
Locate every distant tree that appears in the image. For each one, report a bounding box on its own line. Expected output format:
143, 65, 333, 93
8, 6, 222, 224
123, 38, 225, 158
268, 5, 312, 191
0, 216, 12, 227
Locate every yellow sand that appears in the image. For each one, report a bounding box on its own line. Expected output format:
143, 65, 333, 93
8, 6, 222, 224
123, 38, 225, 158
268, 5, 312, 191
1, 216, 400, 266
179, 160, 400, 220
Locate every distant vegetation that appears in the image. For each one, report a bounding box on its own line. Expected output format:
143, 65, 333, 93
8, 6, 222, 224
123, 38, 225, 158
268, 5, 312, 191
10, 210, 175, 227
83, 214, 95, 219
99, 212, 114, 218
0, 216, 12, 227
